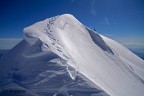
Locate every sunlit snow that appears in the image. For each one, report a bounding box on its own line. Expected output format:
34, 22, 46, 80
0, 14, 144, 96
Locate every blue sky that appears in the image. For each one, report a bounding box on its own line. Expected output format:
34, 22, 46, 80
0, 0, 144, 49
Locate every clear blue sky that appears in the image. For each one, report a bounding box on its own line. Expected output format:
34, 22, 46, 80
0, 0, 144, 49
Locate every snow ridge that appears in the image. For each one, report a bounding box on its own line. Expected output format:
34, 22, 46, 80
0, 14, 144, 96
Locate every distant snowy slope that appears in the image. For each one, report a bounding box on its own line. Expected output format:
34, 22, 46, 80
0, 14, 144, 96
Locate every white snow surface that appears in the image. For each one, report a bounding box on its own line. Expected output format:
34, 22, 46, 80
1, 14, 144, 96
24, 14, 144, 96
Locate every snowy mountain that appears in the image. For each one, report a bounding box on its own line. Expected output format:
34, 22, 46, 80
0, 14, 144, 96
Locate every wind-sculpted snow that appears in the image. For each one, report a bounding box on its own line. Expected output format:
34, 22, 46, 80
0, 14, 144, 96
86, 27, 114, 55
0, 39, 108, 96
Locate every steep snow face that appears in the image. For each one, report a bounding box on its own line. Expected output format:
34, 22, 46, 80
23, 14, 144, 96
0, 14, 144, 96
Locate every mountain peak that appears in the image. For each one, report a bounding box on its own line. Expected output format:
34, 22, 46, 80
23, 14, 81, 45
60, 13, 75, 18
1, 14, 144, 96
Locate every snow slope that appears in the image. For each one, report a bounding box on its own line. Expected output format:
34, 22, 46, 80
0, 14, 144, 96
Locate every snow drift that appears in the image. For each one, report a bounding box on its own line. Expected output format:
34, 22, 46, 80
0, 14, 144, 96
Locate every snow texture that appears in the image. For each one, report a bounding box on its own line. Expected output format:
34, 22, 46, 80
0, 14, 144, 96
